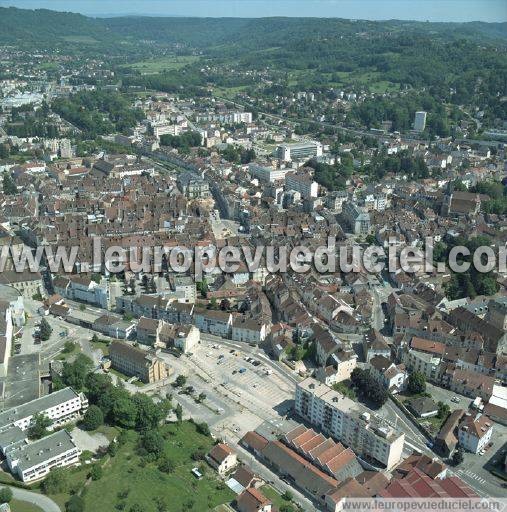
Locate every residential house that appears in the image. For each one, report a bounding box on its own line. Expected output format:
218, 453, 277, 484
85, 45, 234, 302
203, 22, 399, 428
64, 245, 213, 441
236, 488, 272, 512
368, 356, 408, 394
194, 308, 233, 338
434, 409, 465, 457
232, 317, 268, 345
363, 329, 390, 362
407, 397, 439, 418
458, 413, 493, 454
207, 443, 238, 476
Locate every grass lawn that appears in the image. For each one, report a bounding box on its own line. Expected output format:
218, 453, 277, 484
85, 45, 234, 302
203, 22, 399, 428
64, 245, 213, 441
419, 415, 447, 434
125, 55, 200, 74
10, 499, 44, 512
260, 485, 295, 510
90, 339, 110, 356
36, 463, 90, 510
79, 422, 234, 512
57, 341, 82, 361
96, 424, 120, 442
0, 471, 17, 485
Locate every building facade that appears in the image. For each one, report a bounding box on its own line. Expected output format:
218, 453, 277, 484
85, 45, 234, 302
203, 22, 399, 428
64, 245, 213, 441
294, 378, 405, 470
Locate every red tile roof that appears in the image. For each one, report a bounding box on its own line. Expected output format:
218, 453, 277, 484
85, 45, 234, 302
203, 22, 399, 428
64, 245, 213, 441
380, 467, 477, 498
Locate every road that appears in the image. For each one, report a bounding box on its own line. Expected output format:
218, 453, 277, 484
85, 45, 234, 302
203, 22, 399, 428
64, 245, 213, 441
8, 486, 61, 512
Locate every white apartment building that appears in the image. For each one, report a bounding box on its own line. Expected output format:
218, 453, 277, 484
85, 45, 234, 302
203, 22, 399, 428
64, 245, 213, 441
193, 308, 233, 338
285, 172, 319, 199
458, 413, 493, 454
414, 111, 427, 132
295, 378, 405, 470
53, 275, 110, 309
153, 123, 182, 139
248, 163, 289, 183
277, 141, 323, 162
402, 350, 443, 382
0, 387, 88, 434
6, 430, 80, 483
231, 318, 268, 345
0, 304, 13, 378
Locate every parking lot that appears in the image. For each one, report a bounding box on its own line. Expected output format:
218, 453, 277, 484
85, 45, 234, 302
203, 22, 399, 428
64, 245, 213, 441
159, 340, 296, 441
426, 382, 473, 411
190, 343, 294, 414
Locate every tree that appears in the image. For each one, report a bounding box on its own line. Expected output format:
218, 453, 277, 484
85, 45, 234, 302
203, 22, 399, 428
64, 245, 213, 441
175, 375, 187, 388
61, 354, 94, 391
158, 456, 176, 473
350, 368, 388, 407
132, 393, 164, 431
66, 495, 84, 512
175, 403, 183, 423
0, 487, 12, 503
90, 464, 103, 480
2, 172, 17, 195
369, 386, 389, 407
42, 467, 69, 494
281, 490, 293, 502
28, 413, 52, 440
63, 340, 76, 354
437, 401, 450, 420
107, 441, 119, 457
82, 405, 104, 431
452, 447, 464, 466
408, 371, 427, 395
280, 505, 296, 512
85, 373, 113, 404
110, 395, 138, 429
197, 392, 207, 403
196, 422, 210, 436
39, 318, 52, 341
220, 299, 231, 311
141, 430, 164, 457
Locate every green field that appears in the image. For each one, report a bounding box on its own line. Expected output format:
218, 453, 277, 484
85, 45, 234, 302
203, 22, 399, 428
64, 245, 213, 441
43, 422, 234, 512
287, 68, 397, 92
213, 86, 249, 99
10, 499, 44, 512
62, 35, 99, 44
126, 55, 200, 74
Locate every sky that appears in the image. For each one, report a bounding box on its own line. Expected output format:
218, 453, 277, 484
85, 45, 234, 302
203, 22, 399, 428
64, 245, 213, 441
0, 0, 505, 22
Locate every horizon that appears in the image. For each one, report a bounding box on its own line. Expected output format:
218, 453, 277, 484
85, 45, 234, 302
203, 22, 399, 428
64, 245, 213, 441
0, 0, 506, 23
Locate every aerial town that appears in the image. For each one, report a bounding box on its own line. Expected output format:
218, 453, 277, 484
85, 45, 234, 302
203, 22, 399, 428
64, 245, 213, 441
0, 4, 505, 512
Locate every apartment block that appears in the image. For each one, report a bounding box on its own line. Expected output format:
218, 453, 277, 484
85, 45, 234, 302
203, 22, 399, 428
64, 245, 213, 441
6, 430, 80, 483
295, 378, 405, 470
109, 340, 169, 384
277, 141, 323, 162
0, 387, 88, 435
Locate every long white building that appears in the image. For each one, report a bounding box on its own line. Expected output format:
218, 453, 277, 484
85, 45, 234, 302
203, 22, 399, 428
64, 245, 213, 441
295, 378, 405, 470
277, 141, 323, 162
0, 387, 88, 434
6, 429, 80, 483
0, 388, 87, 482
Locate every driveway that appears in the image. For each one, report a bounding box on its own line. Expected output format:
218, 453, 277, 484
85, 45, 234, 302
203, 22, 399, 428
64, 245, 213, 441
7, 486, 61, 512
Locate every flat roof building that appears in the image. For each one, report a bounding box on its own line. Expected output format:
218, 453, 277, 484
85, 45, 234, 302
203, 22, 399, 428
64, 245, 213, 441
295, 378, 405, 470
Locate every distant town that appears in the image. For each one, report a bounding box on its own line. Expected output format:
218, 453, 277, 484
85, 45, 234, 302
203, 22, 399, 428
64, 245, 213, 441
0, 6, 505, 512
